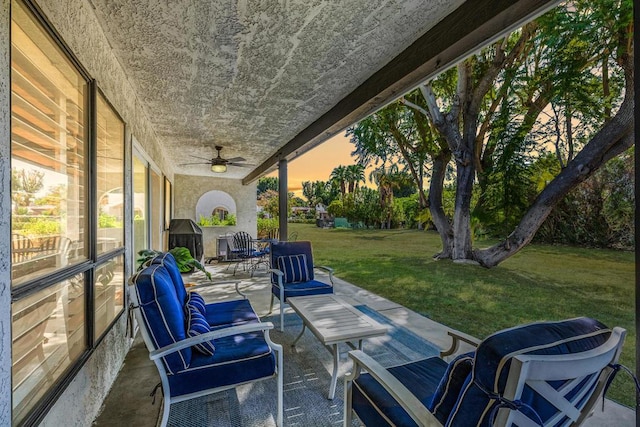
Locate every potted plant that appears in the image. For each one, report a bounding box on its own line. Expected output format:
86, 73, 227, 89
137, 247, 212, 281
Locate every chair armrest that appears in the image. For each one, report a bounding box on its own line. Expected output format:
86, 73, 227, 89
150, 322, 275, 360
268, 268, 284, 287
268, 268, 284, 278
315, 265, 334, 284
440, 330, 481, 357
187, 280, 239, 290
187, 280, 247, 299
346, 350, 442, 427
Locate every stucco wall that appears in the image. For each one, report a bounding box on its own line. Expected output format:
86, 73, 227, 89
0, 0, 12, 423
174, 174, 257, 258
39, 317, 129, 427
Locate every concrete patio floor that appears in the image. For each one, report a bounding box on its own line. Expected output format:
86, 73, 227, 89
93, 261, 635, 426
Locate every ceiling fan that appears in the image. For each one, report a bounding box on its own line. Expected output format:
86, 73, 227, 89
180, 146, 252, 173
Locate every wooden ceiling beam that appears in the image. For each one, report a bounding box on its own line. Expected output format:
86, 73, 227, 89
243, 0, 560, 184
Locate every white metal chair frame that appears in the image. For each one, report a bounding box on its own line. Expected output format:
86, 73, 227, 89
497, 327, 626, 427
344, 327, 627, 427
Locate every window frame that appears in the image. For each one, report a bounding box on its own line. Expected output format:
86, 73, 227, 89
92, 87, 126, 345
9, 1, 128, 425
95, 87, 126, 261
164, 177, 172, 231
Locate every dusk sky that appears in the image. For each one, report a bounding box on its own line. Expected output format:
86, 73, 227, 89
268, 132, 375, 196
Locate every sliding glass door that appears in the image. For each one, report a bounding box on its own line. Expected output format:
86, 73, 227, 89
132, 148, 165, 267
132, 154, 148, 261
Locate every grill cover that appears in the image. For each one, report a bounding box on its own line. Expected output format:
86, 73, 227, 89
168, 219, 203, 262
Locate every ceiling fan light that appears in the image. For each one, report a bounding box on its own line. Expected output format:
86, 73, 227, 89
211, 164, 227, 173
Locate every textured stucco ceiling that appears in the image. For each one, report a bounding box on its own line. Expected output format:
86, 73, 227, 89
88, 0, 464, 178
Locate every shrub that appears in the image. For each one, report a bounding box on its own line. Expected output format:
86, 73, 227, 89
327, 200, 344, 218
258, 217, 279, 237
18, 218, 61, 237
99, 212, 123, 228
137, 247, 212, 280
198, 213, 236, 227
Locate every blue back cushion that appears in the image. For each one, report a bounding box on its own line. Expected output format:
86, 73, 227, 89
133, 264, 191, 373
276, 254, 310, 283
186, 291, 206, 315
270, 241, 315, 284
150, 252, 187, 305
428, 352, 474, 424
445, 317, 611, 426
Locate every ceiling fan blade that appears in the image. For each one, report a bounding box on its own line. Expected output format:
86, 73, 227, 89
228, 162, 255, 168
190, 154, 214, 161
226, 156, 246, 163
178, 162, 211, 166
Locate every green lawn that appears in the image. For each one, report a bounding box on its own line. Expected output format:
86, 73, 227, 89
288, 223, 636, 407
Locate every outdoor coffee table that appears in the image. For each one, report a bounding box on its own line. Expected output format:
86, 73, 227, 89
287, 294, 389, 399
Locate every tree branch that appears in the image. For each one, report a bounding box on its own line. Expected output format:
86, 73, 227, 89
474, 86, 634, 267
400, 98, 430, 119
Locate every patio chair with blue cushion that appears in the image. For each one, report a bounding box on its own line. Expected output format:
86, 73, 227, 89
130, 252, 283, 426
345, 317, 630, 427
268, 240, 334, 331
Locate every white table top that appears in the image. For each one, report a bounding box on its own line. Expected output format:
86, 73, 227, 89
287, 294, 388, 346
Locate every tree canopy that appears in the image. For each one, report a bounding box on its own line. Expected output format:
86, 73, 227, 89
346, 0, 633, 266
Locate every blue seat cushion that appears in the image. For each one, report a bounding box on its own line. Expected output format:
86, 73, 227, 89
204, 299, 260, 329
186, 305, 215, 356
239, 249, 265, 259
276, 254, 310, 283
132, 264, 191, 374
271, 280, 333, 301
352, 357, 448, 427
168, 331, 276, 397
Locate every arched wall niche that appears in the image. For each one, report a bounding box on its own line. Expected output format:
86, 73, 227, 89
195, 190, 237, 223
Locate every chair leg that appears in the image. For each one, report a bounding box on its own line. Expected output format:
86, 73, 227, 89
265, 329, 283, 427
249, 258, 257, 277
276, 343, 284, 427
279, 287, 286, 332
280, 305, 284, 332
344, 364, 363, 427
268, 294, 274, 315
343, 378, 353, 427
160, 393, 171, 427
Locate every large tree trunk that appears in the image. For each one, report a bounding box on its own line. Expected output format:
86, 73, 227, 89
451, 134, 476, 260
474, 88, 634, 267
429, 150, 453, 258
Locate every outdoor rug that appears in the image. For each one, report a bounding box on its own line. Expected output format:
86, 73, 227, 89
166, 305, 440, 427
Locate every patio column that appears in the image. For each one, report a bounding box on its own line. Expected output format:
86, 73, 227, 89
0, 0, 12, 420
278, 158, 288, 241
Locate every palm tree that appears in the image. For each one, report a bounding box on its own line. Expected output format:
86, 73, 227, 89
301, 181, 315, 207
369, 165, 401, 229
330, 165, 348, 198
345, 164, 365, 193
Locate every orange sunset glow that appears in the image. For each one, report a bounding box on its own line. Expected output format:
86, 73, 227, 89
268, 132, 375, 196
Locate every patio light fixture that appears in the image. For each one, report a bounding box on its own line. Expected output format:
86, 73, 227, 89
211, 164, 227, 173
